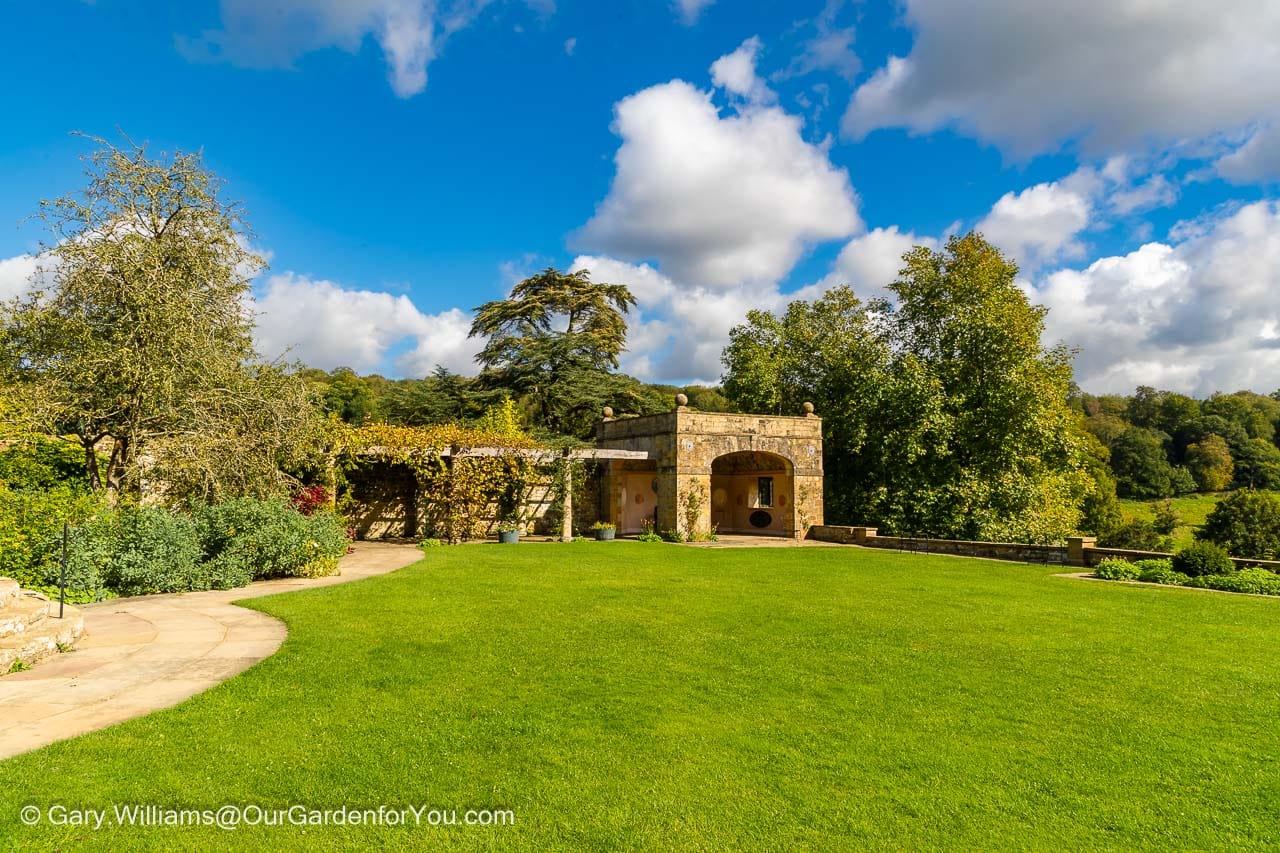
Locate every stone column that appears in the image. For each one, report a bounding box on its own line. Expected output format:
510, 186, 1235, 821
560, 452, 574, 542
1067, 536, 1096, 567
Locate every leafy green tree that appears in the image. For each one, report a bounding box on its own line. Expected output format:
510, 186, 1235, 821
1198, 489, 1280, 560
322, 367, 381, 424
723, 285, 892, 524
1077, 429, 1124, 538
470, 268, 636, 438
1185, 435, 1234, 492
724, 234, 1089, 542
1109, 428, 1176, 499
383, 367, 490, 426
1157, 393, 1201, 440
1232, 438, 1280, 490
1083, 413, 1128, 449
1127, 386, 1162, 430
1080, 394, 1129, 418
1, 136, 323, 500
1204, 392, 1280, 443
1174, 414, 1249, 459
1097, 519, 1173, 552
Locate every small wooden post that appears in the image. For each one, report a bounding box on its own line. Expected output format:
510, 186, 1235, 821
59, 523, 68, 619
561, 451, 574, 542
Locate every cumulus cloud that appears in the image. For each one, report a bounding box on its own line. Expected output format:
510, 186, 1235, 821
843, 0, 1280, 158
0, 254, 39, 302
177, 0, 496, 97
572, 255, 782, 383
1034, 201, 1280, 394
800, 226, 940, 303
251, 272, 479, 375
576, 51, 860, 288
976, 181, 1092, 269
709, 37, 773, 104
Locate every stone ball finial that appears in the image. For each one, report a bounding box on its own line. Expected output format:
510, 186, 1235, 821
802, 401, 815, 415
675, 393, 689, 407
602, 406, 614, 419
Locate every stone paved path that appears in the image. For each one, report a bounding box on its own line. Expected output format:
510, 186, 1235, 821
0, 542, 421, 761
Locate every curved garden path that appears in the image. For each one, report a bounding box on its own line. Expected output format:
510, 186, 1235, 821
0, 541, 422, 761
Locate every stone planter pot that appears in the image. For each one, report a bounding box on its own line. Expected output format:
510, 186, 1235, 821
595, 528, 616, 541
498, 530, 520, 544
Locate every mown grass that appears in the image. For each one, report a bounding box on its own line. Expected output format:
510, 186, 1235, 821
2, 542, 1279, 850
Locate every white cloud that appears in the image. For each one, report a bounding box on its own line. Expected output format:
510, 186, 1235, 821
563, 36, 577, 56
1108, 174, 1179, 217
709, 36, 773, 104
801, 226, 939, 303
576, 65, 860, 288
977, 181, 1092, 269
843, 0, 1280, 158
177, 0, 495, 97
674, 0, 714, 25
776, 0, 860, 83
0, 254, 39, 303
1034, 201, 1280, 394
251, 272, 479, 375
1216, 124, 1280, 183
571, 255, 782, 383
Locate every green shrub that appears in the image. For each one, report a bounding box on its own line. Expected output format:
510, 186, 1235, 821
70, 507, 205, 598
0, 484, 105, 595
1137, 565, 1191, 585
1187, 569, 1280, 596
1131, 558, 1174, 573
1151, 500, 1181, 535
1170, 466, 1197, 496
1096, 519, 1173, 553
0, 437, 91, 491
1094, 558, 1140, 580
1172, 541, 1235, 578
1197, 489, 1280, 560
195, 498, 348, 581
418, 538, 444, 550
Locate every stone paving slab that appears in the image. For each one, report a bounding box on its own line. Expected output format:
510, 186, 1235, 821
0, 542, 422, 761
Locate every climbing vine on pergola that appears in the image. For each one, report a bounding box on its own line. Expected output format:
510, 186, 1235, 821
334, 423, 544, 544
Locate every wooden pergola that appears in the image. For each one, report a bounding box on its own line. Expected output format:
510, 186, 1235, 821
356, 445, 653, 542
449, 447, 652, 542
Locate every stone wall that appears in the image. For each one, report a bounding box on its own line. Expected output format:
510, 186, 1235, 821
809, 526, 1280, 574
809, 526, 1067, 563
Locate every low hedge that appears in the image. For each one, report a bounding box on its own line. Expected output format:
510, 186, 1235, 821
1094, 558, 1140, 581
3, 494, 349, 602
1187, 569, 1280, 596
1092, 554, 1280, 595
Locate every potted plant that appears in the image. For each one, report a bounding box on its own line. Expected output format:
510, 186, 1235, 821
592, 521, 616, 541
497, 518, 521, 544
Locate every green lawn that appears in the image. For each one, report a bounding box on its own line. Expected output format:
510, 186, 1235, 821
1117, 491, 1280, 549
3, 543, 1280, 850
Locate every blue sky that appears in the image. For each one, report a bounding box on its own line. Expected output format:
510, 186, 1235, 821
2, 0, 1279, 394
